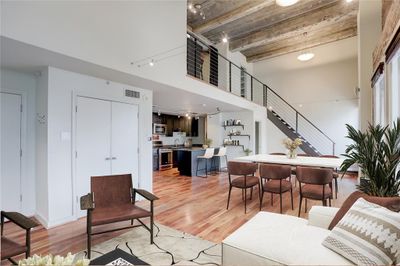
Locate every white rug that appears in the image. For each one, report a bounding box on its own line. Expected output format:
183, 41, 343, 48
75, 223, 221, 265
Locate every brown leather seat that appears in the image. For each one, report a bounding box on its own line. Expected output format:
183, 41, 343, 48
1, 211, 38, 264
302, 184, 332, 200
319, 155, 340, 199
263, 180, 292, 193
227, 161, 260, 213
260, 164, 293, 213
231, 176, 259, 188
296, 166, 333, 217
92, 204, 152, 226
1, 237, 27, 260
80, 174, 158, 259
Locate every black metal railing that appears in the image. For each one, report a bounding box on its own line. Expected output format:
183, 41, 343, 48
187, 32, 336, 155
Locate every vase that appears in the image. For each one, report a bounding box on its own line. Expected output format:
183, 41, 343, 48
287, 149, 297, 159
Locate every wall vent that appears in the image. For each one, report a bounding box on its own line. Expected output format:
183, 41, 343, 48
125, 89, 140, 98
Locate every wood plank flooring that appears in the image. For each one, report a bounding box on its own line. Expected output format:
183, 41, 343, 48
1, 169, 357, 264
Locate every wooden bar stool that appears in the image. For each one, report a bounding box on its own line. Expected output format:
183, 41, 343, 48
213, 147, 228, 172
196, 148, 215, 177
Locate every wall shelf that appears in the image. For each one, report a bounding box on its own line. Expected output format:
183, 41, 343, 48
227, 134, 250, 139
222, 124, 244, 130
223, 144, 245, 150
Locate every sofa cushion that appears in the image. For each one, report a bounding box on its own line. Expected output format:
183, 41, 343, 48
328, 191, 400, 230
323, 198, 400, 265
223, 212, 353, 265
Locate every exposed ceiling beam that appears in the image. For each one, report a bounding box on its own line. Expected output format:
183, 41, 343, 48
230, 1, 358, 52
244, 18, 357, 62
192, 0, 274, 34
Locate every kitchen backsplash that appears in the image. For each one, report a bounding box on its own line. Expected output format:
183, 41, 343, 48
159, 132, 187, 146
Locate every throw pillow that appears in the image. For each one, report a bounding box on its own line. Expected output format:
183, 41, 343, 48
323, 198, 400, 265
328, 191, 400, 230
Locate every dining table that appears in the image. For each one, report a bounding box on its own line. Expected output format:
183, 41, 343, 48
234, 154, 344, 169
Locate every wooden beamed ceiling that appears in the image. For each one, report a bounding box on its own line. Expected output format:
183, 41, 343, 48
187, 0, 359, 62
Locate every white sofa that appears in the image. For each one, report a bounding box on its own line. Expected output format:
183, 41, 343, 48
222, 207, 353, 265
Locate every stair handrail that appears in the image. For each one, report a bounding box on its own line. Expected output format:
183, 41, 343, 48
187, 32, 336, 155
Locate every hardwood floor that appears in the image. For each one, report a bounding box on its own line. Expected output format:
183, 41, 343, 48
1, 169, 357, 264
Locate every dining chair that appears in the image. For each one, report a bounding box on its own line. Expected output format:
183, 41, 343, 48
196, 148, 215, 177
259, 164, 293, 213
227, 161, 260, 213
319, 155, 340, 199
269, 152, 294, 185
296, 166, 333, 217
213, 147, 228, 172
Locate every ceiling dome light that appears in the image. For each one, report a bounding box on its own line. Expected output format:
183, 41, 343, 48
149, 59, 155, 66
222, 37, 228, 43
297, 52, 314, 61
276, 0, 299, 6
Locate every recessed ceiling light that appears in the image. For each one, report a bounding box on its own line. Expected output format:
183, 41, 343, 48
276, 0, 299, 6
297, 52, 314, 61
185, 113, 189, 117
222, 37, 228, 43
202, 103, 206, 107
149, 60, 155, 66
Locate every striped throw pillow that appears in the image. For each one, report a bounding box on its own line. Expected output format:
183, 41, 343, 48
322, 198, 400, 265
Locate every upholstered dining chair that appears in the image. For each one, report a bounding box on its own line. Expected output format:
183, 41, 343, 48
227, 161, 260, 213
1, 211, 39, 264
296, 166, 333, 217
269, 152, 295, 185
80, 174, 158, 259
259, 164, 293, 213
319, 155, 340, 199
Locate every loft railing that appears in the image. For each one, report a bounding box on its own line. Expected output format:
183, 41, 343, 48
187, 32, 336, 155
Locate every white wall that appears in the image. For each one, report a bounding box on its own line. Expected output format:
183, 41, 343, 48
358, 0, 382, 131
254, 57, 359, 156
207, 110, 262, 160
0, 69, 37, 215
36, 67, 153, 227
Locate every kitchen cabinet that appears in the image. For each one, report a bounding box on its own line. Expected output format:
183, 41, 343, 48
153, 113, 199, 137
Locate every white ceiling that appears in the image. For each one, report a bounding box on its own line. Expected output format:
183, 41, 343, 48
0, 37, 243, 116
253, 36, 358, 75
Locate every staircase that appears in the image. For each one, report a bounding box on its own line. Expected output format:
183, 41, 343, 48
265, 87, 336, 156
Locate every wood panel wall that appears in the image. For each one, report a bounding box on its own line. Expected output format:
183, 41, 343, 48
373, 0, 400, 72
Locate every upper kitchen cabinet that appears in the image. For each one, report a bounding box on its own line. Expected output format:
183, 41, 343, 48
153, 113, 199, 137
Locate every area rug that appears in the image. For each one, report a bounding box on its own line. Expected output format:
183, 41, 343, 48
74, 223, 221, 265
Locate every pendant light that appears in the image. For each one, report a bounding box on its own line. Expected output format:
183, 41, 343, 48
276, 0, 299, 7
297, 32, 314, 62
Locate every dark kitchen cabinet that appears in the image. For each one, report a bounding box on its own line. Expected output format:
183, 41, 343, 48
153, 113, 199, 137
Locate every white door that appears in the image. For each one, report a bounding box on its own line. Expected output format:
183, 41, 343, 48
1, 92, 22, 212
76, 97, 111, 217
111, 102, 139, 188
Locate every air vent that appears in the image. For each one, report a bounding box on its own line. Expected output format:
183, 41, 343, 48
125, 89, 140, 98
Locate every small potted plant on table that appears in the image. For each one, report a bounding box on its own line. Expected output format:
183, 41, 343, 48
283, 138, 302, 159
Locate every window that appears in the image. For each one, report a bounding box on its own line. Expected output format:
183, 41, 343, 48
373, 76, 386, 125
388, 50, 400, 122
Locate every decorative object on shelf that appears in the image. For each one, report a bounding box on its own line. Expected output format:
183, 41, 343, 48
340, 119, 400, 197
18, 253, 89, 266
203, 138, 213, 149
283, 138, 302, 159
244, 148, 252, 156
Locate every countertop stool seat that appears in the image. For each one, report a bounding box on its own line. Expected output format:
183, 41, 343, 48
196, 148, 215, 178
213, 147, 228, 172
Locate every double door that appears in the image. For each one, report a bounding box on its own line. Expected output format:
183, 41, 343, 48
75, 96, 138, 217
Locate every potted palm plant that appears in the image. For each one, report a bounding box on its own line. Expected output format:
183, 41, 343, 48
340, 119, 400, 197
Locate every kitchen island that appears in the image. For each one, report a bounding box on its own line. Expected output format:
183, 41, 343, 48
174, 147, 220, 177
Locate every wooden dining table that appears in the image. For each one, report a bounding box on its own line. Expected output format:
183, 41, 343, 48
234, 154, 344, 169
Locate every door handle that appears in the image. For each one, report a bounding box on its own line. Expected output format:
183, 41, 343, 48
111, 157, 117, 160
105, 157, 111, 160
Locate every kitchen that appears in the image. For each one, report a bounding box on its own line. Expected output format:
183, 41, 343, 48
152, 112, 222, 177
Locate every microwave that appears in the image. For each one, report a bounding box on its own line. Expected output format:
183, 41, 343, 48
153, 123, 167, 135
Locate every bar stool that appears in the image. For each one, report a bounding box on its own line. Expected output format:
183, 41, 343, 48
213, 147, 228, 172
196, 148, 215, 177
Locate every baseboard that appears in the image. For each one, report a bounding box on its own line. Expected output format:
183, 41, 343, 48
35, 213, 76, 229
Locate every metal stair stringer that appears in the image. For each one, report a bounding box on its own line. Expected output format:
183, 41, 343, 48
267, 109, 321, 157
